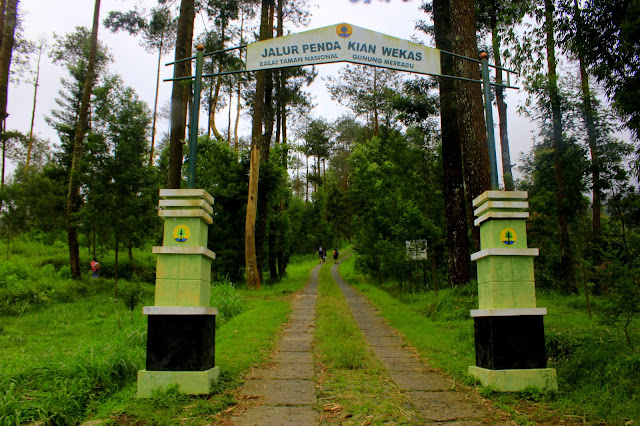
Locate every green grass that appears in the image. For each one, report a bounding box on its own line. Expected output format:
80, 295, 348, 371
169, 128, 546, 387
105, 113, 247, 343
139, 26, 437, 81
0, 291, 148, 424
315, 263, 368, 370
87, 255, 319, 424
0, 244, 319, 425
539, 291, 640, 423
6, 236, 640, 424
338, 254, 640, 425
314, 262, 420, 424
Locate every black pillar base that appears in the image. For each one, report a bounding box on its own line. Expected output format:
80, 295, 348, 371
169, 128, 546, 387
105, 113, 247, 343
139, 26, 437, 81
146, 314, 215, 371
474, 315, 546, 370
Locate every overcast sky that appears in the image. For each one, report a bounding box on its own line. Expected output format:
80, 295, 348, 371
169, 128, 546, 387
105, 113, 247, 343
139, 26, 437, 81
8, 0, 538, 180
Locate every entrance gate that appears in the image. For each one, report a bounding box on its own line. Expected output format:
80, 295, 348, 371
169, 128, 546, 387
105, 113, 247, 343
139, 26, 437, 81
136, 23, 557, 398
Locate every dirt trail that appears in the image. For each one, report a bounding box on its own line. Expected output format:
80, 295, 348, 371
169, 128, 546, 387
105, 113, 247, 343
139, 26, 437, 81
229, 259, 508, 425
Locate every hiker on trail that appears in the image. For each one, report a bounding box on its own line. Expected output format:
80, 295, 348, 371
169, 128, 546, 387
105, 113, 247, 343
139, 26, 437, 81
318, 246, 324, 263
333, 248, 339, 264
323, 248, 327, 263
90, 258, 101, 279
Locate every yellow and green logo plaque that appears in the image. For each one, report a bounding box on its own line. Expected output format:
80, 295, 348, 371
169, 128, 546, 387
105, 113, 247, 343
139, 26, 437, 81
500, 228, 517, 246
173, 225, 190, 243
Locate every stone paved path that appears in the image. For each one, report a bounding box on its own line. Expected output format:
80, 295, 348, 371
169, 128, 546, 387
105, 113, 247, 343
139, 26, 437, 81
329, 259, 498, 425
230, 259, 503, 425
230, 264, 321, 425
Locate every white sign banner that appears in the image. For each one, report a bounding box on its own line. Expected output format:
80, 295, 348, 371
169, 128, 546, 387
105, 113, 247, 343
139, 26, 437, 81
246, 23, 441, 76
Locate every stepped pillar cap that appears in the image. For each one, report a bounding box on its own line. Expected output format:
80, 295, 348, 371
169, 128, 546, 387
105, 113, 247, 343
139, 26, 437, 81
473, 190, 528, 208
160, 189, 214, 206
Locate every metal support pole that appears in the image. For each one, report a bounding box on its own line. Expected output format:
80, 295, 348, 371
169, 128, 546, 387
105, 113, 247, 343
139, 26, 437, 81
187, 44, 205, 189
480, 51, 499, 190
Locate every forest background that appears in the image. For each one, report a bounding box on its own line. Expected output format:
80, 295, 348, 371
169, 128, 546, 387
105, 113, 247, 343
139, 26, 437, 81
1, 0, 639, 332
0, 0, 639, 421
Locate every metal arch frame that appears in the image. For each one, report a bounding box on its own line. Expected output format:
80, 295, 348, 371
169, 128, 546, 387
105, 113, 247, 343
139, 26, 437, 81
166, 42, 518, 190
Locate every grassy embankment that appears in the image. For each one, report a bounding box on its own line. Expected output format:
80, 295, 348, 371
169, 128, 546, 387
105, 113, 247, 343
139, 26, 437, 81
338, 254, 640, 425
0, 236, 318, 424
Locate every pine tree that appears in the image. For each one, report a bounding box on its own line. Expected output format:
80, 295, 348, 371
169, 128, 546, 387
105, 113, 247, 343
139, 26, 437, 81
167, 0, 195, 189
103, 6, 177, 166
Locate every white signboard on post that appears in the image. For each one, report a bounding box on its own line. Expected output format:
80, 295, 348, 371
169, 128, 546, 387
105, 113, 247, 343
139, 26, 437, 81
246, 23, 441, 77
406, 240, 428, 260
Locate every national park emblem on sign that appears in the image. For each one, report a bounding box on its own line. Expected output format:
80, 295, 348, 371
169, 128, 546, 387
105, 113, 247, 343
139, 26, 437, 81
336, 24, 352, 38
173, 225, 190, 243
500, 228, 517, 246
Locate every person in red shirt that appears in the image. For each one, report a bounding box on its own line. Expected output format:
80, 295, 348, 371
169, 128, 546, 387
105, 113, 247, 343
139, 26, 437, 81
90, 258, 101, 279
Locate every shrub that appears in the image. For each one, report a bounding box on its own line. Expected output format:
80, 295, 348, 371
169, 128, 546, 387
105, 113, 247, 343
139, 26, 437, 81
85, 256, 156, 283
40, 264, 55, 279
56, 265, 71, 279
0, 261, 34, 287
210, 277, 244, 326
117, 280, 154, 311
600, 264, 640, 346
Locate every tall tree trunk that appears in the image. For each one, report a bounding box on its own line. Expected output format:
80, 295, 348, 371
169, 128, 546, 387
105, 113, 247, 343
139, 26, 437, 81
315, 158, 318, 194
268, 215, 278, 279
210, 74, 223, 139
277, 243, 288, 279
434, 0, 470, 285
26, 38, 44, 170
373, 68, 380, 136
209, 23, 226, 141
245, 0, 271, 290
67, 0, 101, 280
275, 77, 281, 145
574, 0, 600, 261
234, 79, 241, 153
0, 0, 17, 137
227, 80, 232, 143
167, 0, 195, 189
545, 0, 575, 292
234, 8, 245, 154
281, 103, 287, 165
1, 135, 5, 189
278, 0, 286, 165
323, 157, 327, 220
254, 66, 272, 282
580, 55, 601, 257
149, 32, 164, 167
270, 0, 285, 280
276, 0, 283, 145
451, 0, 491, 251
255, 2, 275, 283
0, 0, 7, 45
207, 80, 213, 139
490, 0, 514, 190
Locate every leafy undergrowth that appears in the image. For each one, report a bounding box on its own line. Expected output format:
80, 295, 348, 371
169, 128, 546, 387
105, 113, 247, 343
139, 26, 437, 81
314, 262, 420, 424
0, 235, 157, 317
338, 254, 640, 425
